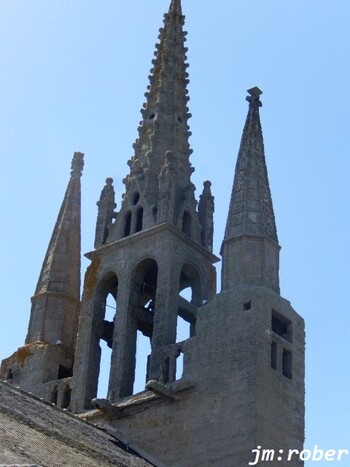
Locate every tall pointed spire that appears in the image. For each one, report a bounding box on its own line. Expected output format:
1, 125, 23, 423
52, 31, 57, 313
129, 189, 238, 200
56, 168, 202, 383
221, 88, 280, 292
26, 152, 84, 353
132, 0, 189, 184
108, 0, 202, 244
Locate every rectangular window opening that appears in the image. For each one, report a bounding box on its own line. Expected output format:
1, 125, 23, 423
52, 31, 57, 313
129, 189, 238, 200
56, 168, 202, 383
271, 310, 292, 342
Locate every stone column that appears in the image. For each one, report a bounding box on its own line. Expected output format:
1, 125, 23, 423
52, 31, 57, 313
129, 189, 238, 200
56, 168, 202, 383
148, 255, 182, 381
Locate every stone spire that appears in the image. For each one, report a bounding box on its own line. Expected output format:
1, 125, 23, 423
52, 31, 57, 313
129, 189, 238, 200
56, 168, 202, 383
26, 152, 84, 353
107, 0, 202, 244
133, 0, 191, 190
221, 88, 280, 292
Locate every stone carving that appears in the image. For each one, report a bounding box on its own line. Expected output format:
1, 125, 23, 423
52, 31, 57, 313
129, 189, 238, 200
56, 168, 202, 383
198, 180, 214, 252
94, 178, 117, 248
71, 151, 84, 176
157, 150, 178, 223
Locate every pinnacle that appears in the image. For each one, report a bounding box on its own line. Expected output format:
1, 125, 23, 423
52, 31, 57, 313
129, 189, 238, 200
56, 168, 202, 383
71, 151, 84, 175
169, 0, 182, 15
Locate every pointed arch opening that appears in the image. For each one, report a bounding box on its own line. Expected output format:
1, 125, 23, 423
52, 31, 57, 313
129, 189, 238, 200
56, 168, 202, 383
121, 259, 158, 397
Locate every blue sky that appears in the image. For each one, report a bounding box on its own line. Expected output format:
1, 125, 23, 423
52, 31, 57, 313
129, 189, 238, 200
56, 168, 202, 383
1, 1, 350, 464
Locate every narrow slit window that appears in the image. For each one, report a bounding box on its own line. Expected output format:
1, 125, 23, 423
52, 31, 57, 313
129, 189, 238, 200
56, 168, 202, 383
182, 211, 192, 237
271, 342, 277, 370
282, 349, 292, 379
124, 211, 132, 237
136, 207, 143, 233
163, 357, 170, 384
175, 351, 184, 381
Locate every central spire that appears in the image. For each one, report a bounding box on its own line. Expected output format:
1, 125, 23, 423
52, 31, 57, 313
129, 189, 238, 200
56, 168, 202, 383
107, 0, 208, 246
128, 0, 192, 208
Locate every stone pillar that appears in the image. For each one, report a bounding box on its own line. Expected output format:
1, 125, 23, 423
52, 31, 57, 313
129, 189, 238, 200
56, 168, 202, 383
107, 276, 136, 401
148, 255, 182, 381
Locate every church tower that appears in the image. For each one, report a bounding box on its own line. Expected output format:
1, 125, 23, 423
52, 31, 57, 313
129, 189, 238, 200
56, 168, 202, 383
1, 1, 304, 465
71, 0, 218, 412
71, 2, 304, 465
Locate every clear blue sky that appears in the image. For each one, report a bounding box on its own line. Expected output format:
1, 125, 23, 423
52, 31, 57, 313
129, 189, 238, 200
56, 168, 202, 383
1, 1, 350, 465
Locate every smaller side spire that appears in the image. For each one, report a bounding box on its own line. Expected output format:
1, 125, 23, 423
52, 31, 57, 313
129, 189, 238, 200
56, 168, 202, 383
223, 87, 278, 243
26, 152, 84, 353
94, 178, 117, 248
221, 89, 280, 292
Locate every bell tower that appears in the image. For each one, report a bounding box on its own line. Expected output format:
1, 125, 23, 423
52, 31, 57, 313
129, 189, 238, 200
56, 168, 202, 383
71, 0, 218, 412
70, 2, 304, 464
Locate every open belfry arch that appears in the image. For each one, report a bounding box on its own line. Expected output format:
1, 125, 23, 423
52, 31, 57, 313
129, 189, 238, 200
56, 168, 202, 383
1, 1, 305, 466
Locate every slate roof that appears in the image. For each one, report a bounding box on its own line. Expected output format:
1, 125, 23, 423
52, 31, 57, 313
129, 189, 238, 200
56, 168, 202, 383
0, 381, 152, 467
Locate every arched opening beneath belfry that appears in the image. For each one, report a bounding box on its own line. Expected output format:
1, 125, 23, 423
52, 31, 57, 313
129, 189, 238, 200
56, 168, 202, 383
124, 259, 158, 396
177, 263, 205, 342
90, 273, 118, 399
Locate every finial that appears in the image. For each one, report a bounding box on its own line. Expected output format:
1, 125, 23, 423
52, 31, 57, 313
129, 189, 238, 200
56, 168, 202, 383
71, 152, 84, 175
246, 87, 262, 109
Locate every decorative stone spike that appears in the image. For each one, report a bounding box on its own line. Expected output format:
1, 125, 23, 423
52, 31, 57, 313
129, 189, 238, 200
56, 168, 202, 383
71, 151, 84, 175
94, 178, 117, 248
198, 181, 215, 252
